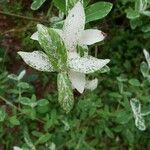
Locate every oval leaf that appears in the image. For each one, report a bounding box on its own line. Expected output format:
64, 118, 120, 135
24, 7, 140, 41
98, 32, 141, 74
85, 2, 113, 23
31, 0, 46, 10
57, 72, 74, 113
37, 24, 67, 70
18, 51, 54, 72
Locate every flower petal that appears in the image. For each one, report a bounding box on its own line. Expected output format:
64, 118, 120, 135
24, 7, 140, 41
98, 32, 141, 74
18, 51, 54, 72
31, 31, 38, 40
80, 29, 105, 45
68, 71, 86, 93
85, 78, 98, 90
63, 1, 85, 52
68, 56, 110, 74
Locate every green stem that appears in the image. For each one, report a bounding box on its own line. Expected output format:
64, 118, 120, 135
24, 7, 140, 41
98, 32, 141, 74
46, 0, 53, 17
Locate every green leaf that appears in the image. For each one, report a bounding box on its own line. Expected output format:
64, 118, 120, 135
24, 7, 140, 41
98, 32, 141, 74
126, 8, 140, 19
20, 97, 37, 108
53, 0, 66, 13
22, 108, 36, 120
141, 24, 150, 32
104, 127, 114, 138
31, 0, 46, 10
9, 116, 20, 126
124, 129, 134, 145
35, 133, 51, 145
141, 106, 150, 116
130, 18, 142, 29
117, 76, 128, 82
142, 10, 150, 17
53, 0, 90, 14
37, 99, 49, 106
85, 2, 113, 23
57, 72, 74, 113
115, 111, 131, 124
0, 108, 6, 122
135, 0, 147, 12
128, 78, 141, 87
17, 82, 30, 89
109, 92, 122, 98
37, 105, 49, 114
37, 24, 67, 70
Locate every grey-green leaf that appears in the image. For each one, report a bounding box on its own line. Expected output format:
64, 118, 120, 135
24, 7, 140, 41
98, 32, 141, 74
31, 0, 46, 10
85, 2, 113, 23
57, 72, 74, 113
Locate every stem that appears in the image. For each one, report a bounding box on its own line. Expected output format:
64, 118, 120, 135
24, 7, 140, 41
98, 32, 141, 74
0, 23, 33, 35
0, 95, 15, 108
95, 46, 98, 57
66, 0, 68, 15
0, 10, 49, 23
0, 95, 45, 124
46, 0, 53, 17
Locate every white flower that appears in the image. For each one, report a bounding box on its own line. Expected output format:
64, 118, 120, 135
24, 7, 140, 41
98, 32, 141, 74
18, 1, 110, 93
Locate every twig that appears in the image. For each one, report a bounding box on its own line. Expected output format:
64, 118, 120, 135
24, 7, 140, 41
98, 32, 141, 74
0, 10, 49, 23
95, 46, 98, 57
46, 0, 54, 17
0, 23, 33, 35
